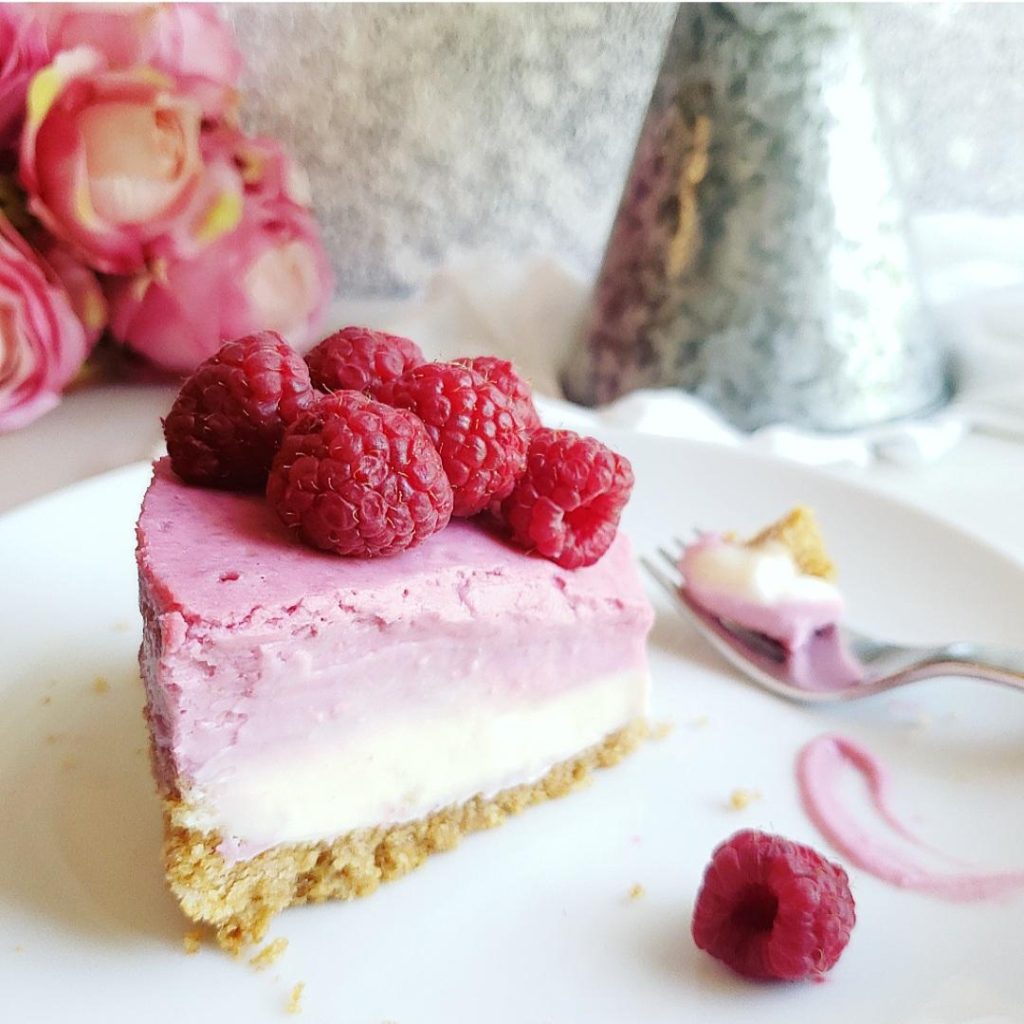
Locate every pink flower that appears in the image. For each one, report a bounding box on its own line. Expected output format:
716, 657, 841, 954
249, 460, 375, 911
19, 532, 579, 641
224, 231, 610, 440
37, 240, 108, 346
19, 47, 208, 274
0, 213, 91, 432
108, 185, 334, 375
0, 7, 49, 150
229, 132, 313, 209
29, 3, 242, 99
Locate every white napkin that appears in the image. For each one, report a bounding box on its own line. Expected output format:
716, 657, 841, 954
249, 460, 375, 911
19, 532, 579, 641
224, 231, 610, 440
332, 212, 1024, 468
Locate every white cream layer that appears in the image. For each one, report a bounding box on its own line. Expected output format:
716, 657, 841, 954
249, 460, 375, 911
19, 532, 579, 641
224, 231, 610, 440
179, 668, 649, 861
685, 539, 840, 606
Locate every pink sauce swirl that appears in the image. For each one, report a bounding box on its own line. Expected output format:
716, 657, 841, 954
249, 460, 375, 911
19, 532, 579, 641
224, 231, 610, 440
797, 734, 1024, 901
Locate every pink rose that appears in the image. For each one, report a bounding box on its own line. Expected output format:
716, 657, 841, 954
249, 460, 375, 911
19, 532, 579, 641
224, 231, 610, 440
0, 213, 91, 432
229, 132, 313, 209
108, 186, 334, 375
19, 47, 208, 274
29, 3, 241, 100
0, 7, 49, 150
37, 240, 108, 346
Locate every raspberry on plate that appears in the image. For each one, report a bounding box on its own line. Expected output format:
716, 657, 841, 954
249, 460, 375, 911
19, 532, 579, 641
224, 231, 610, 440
375, 362, 528, 518
266, 391, 453, 557
453, 356, 542, 433
499, 428, 633, 569
305, 326, 424, 394
691, 829, 856, 982
164, 331, 315, 490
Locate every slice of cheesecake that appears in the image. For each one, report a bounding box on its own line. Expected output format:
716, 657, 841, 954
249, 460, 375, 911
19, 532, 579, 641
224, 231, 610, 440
137, 458, 653, 950
679, 507, 862, 691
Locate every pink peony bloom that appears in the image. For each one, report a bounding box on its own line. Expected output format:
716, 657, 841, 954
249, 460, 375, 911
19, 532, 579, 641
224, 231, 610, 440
0, 7, 49, 150
0, 213, 91, 432
28, 3, 241, 104
108, 188, 334, 375
19, 47, 209, 274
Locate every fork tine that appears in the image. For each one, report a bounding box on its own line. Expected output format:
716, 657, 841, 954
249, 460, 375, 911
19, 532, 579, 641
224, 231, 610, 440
656, 545, 681, 575
640, 555, 683, 602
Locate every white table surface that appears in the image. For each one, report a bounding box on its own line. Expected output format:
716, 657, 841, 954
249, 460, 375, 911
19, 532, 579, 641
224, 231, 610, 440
2, 380, 1023, 567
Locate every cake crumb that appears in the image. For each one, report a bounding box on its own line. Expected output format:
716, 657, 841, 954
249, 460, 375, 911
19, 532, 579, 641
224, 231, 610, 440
650, 721, 674, 741
13, 945, 24, 953
183, 930, 203, 955
729, 788, 761, 810
628, 883, 646, 901
92, 677, 110, 695
689, 715, 709, 729
44, 733, 61, 745
286, 982, 305, 1015
40, 695, 51, 706
748, 506, 836, 580
112, 620, 132, 632
60, 757, 76, 772
250, 936, 288, 970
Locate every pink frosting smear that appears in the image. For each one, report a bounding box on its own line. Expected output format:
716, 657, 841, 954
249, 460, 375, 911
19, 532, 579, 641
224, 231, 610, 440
797, 734, 1024, 900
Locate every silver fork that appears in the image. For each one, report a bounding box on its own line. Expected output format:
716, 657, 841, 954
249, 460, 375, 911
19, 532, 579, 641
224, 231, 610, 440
642, 538, 1024, 703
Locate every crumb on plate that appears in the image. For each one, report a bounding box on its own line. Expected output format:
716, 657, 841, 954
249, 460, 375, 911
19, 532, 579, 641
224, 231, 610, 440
92, 677, 110, 695
183, 930, 203, 955
250, 936, 289, 970
628, 883, 646, 901
729, 788, 762, 811
286, 982, 305, 1015
650, 721, 673, 740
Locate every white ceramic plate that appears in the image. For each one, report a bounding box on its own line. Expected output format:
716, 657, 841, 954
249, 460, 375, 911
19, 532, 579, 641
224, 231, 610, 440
2, 434, 1023, 1024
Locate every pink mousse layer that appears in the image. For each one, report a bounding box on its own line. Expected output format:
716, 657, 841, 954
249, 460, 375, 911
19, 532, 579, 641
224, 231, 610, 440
137, 459, 654, 793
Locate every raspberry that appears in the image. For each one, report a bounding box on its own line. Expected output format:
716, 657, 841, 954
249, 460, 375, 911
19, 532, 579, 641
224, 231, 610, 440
164, 331, 315, 489
266, 391, 453, 557
691, 830, 856, 982
453, 356, 541, 432
375, 362, 528, 518
305, 326, 424, 394
499, 428, 633, 569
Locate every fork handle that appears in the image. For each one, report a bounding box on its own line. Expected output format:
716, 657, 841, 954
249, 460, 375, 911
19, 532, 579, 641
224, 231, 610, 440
927, 642, 1024, 691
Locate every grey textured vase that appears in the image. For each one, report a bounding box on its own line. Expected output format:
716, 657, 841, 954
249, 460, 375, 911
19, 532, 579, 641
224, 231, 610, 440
562, 3, 953, 432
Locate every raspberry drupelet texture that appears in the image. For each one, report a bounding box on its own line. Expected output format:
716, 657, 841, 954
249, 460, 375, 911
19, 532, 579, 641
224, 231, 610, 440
691, 829, 856, 982
375, 362, 528, 518
500, 428, 634, 569
164, 331, 315, 490
266, 391, 453, 557
454, 356, 542, 433
305, 326, 424, 394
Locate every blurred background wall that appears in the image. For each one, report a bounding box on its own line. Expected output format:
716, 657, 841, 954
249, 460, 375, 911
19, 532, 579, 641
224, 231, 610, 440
225, 3, 1024, 297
